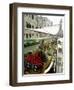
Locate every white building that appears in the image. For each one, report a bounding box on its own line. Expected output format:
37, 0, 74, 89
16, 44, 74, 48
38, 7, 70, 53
23, 14, 52, 40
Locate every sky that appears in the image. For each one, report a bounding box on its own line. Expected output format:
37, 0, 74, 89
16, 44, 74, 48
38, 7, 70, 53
42, 15, 64, 25
41, 15, 64, 32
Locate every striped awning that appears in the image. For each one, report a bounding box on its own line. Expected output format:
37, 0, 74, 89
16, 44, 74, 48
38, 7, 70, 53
30, 25, 60, 35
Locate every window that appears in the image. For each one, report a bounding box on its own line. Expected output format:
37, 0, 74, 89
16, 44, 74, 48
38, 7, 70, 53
26, 34, 28, 38
32, 15, 34, 19
58, 48, 62, 53
29, 34, 31, 38
26, 22, 31, 28
36, 27, 38, 29
32, 25, 34, 28
29, 24, 31, 28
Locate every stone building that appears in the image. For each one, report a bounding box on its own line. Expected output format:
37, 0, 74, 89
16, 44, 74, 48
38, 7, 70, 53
23, 14, 52, 40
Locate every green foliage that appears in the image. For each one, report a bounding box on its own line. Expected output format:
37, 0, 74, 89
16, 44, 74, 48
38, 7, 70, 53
24, 40, 39, 47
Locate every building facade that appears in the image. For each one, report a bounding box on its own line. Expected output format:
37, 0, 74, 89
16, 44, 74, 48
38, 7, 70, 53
24, 14, 52, 40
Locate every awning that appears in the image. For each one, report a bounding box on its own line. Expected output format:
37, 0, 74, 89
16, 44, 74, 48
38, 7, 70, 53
30, 25, 60, 35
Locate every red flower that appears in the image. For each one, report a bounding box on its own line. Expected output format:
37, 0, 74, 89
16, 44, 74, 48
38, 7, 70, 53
25, 52, 43, 67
